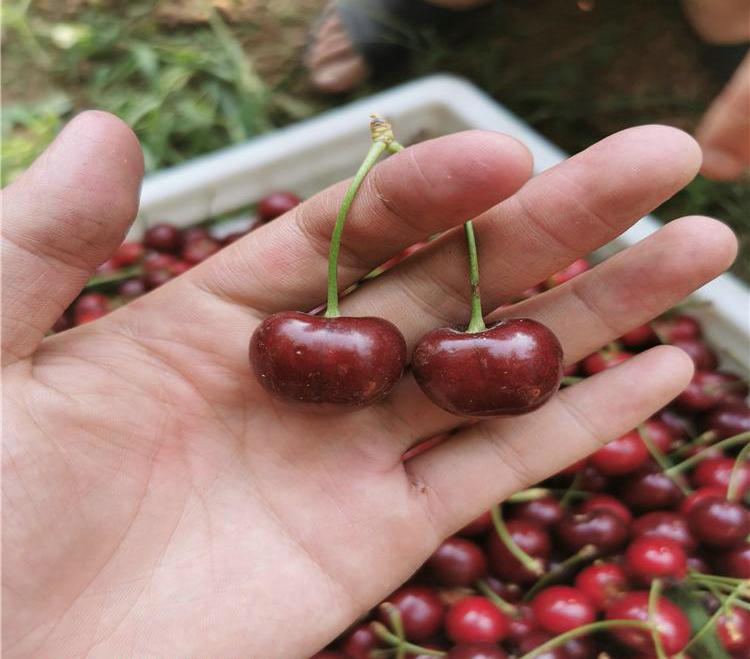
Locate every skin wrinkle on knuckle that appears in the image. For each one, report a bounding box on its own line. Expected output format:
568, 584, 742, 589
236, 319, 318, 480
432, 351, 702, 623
476, 423, 538, 493
555, 388, 610, 450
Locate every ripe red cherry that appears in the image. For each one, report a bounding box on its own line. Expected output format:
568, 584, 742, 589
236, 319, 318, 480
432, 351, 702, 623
574, 562, 628, 610
558, 636, 596, 659
717, 606, 750, 654
619, 323, 657, 348
487, 520, 551, 584
545, 258, 590, 288
52, 313, 73, 333
692, 457, 750, 498
505, 604, 538, 643
582, 349, 632, 375
182, 236, 221, 264
679, 486, 726, 516
621, 468, 684, 510
515, 632, 567, 659
704, 403, 750, 439
511, 497, 564, 528
74, 309, 108, 325
716, 543, 750, 578
652, 314, 702, 342
590, 430, 649, 475
412, 319, 563, 417
117, 278, 146, 299
446, 644, 508, 659
640, 419, 674, 453
379, 585, 443, 642
459, 511, 493, 537
624, 536, 687, 583
143, 223, 182, 252
338, 623, 380, 658
675, 370, 739, 411
425, 537, 487, 587
445, 596, 509, 644
112, 241, 144, 267
142, 269, 173, 290
250, 312, 407, 408
631, 512, 697, 551
688, 497, 750, 547
578, 465, 610, 492
555, 509, 629, 554
144, 252, 179, 272
257, 191, 301, 222
182, 227, 210, 244
531, 586, 595, 634
579, 494, 633, 525
606, 591, 690, 655
671, 338, 718, 370
655, 408, 695, 440
73, 293, 110, 324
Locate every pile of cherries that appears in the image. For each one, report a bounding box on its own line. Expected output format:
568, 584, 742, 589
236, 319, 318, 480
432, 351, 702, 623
310, 267, 750, 659
49, 192, 302, 332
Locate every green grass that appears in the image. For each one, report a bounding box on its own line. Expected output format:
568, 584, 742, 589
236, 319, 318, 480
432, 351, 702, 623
2, 0, 748, 280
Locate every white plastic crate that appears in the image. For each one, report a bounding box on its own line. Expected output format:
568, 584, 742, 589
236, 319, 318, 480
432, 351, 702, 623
134, 74, 749, 371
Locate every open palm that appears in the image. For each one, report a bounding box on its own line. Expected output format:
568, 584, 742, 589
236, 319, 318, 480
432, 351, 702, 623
2, 112, 737, 658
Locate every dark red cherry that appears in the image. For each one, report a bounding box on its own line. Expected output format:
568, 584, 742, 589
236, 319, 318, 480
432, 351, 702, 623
590, 430, 649, 475
531, 586, 595, 634
117, 278, 146, 299
487, 520, 551, 584
505, 604, 538, 643
515, 632, 566, 659
652, 314, 702, 342
446, 644, 508, 659
74, 292, 109, 314
143, 223, 182, 252
257, 191, 301, 222
111, 241, 144, 267
556, 458, 588, 478
482, 577, 522, 603
379, 586, 443, 642
671, 338, 718, 370
692, 457, 750, 497
581, 349, 632, 376
574, 562, 628, 610
511, 497, 563, 528
717, 606, 750, 654
688, 497, 750, 547
51, 313, 73, 333
675, 370, 739, 411
250, 311, 406, 408
182, 237, 220, 264
459, 511, 493, 537
655, 408, 695, 440
606, 591, 690, 655
621, 468, 684, 511
619, 323, 657, 348
704, 403, 750, 439
182, 226, 210, 244
338, 623, 380, 659
577, 465, 610, 492
546, 258, 590, 288
631, 512, 697, 551
445, 596, 509, 644
425, 537, 487, 587
411, 319, 563, 417
624, 536, 687, 583
142, 269, 173, 290
555, 509, 629, 554
559, 636, 596, 659
716, 543, 750, 578
578, 494, 632, 525
640, 419, 674, 453
679, 486, 726, 516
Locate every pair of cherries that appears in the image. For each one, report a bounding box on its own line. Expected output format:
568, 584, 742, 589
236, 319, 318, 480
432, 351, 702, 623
250, 117, 563, 417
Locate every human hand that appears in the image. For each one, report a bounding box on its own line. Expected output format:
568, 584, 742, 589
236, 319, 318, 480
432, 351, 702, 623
2, 112, 737, 658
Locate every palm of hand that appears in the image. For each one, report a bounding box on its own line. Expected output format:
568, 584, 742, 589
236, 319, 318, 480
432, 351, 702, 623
2, 112, 736, 658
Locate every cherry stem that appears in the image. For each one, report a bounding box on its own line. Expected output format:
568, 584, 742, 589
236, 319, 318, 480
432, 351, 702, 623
636, 424, 692, 496
517, 620, 653, 659
464, 221, 486, 333
560, 471, 584, 508
523, 544, 598, 601
648, 579, 669, 659
475, 579, 519, 616
85, 265, 142, 288
507, 487, 553, 503
491, 504, 544, 576
370, 621, 446, 657
727, 440, 750, 502
561, 375, 584, 386
666, 431, 750, 475
685, 580, 744, 652
325, 115, 396, 318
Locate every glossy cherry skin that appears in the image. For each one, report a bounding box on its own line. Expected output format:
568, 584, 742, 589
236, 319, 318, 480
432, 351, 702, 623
671, 338, 718, 370
624, 536, 687, 583
619, 323, 657, 348
574, 562, 628, 610
182, 236, 220, 264
118, 278, 146, 299
379, 585, 443, 642
640, 419, 674, 453
143, 223, 182, 252
555, 509, 629, 554
581, 349, 632, 376
487, 520, 551, 584
74, 292, 109, 314
338, 623, 380, 659
631, 512, 697, 551
505, 604, 538, 643
257, 191, 301, 222
716, 543, 750, 578
445, 596, 509, 644
425, 537, 487, 587
531, 586, 595, 633
655, 408, 695, 440
546, 258, 589, 288
679, 486, 726, 516
621, 468, 684, 511
250, 312, 407, 408
112, 241, 144, 267
515, 632, 567, 659
511, 497, 563, 528
704, 403, 750, 439
653, 314, 702, 342
675, 370, 739, 411
717, 606, 750, 654
590, 430, 649, 475
52, 313, 73, 333
412, 319, 563, 417
446, 644, 507, 659
688, 496, 750, 547
559, 636, 596, 659
578, 494, 632, 525
606, 591, 690, 655
692, 457, 750, 498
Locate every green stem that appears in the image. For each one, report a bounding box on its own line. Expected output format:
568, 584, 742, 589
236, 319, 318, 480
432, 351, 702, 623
561, 376, 584, 386
85, 265, 142, 288
649, 579, 669, 659
560, 471, 584, 508
685, 582, 743, 651
464, 221, 486, 333
727, 440, 750, 502
666, 432, 750, 476
370, 622, 446, 657
507, 488, 553, 503
517, 620, 653, 659
523, 544, 598, 601
637, 424, 692, 496
474, 579, 519, 616
491, 504, 544, 576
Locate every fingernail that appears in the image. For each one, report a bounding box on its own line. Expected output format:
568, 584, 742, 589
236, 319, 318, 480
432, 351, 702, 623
701, 148, 746, 180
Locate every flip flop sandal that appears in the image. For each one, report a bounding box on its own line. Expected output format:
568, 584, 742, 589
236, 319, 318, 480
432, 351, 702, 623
306, 0, 478, 93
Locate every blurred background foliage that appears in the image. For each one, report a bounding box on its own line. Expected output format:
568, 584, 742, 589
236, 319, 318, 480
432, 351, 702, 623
2, 0, 748, 279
